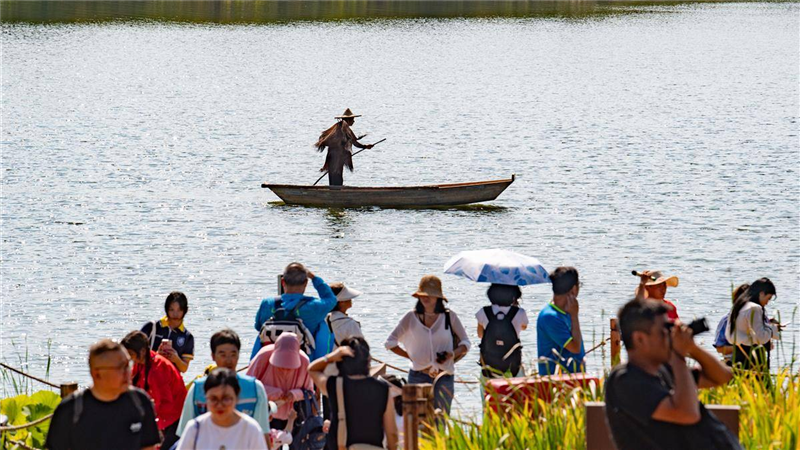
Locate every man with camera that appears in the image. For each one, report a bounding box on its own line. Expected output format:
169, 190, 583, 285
604, 299, 741, 450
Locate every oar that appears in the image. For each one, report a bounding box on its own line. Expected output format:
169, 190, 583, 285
312, 138, 387, 186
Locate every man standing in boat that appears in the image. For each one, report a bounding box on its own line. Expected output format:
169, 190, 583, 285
315, 108, 373, 186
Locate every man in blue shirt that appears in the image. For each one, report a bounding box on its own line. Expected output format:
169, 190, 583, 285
537, 266, 586, 375
251, 263, 337, 361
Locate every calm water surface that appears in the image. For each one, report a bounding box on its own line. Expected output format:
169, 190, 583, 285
2, 2, 798, 416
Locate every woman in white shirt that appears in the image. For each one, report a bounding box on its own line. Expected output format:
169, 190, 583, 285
326, 283, 365, 347
384, 275, 471, 414
725, 278, 780, 372
177, 368, 268, 450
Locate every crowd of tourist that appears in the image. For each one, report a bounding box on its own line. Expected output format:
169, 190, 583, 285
43, 261, 783, 450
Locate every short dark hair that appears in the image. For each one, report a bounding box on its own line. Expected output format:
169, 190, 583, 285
487, 284, 522, 307
283, 262, 308, 286
618, 299, 669, 350
88, 339, 125, 368
165, 292, 188, 317
121, 330, 150, 359
550, 267, 579, 295
210, 329, 241, 354
330, 283, 346, 312
337, 337, 371, 376
204, 368, 240, 396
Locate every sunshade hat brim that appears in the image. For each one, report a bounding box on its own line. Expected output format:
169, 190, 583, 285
336, 285, 362, 302
412, 275, 447, 300
645, 271, 679, 288
335, 108, 361, 119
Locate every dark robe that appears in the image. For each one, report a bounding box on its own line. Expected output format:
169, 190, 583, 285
315, 121, 362, 186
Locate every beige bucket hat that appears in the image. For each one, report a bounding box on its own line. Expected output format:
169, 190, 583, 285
645, 270, 679, 288
412, 275, 447, 300
336, 284, 362, 302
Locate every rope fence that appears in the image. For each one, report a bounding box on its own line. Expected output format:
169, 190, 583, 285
0, 413, 54, 432
0, 363, 59, 390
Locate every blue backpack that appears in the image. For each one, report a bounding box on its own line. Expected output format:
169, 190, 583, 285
291, 390, 326, 450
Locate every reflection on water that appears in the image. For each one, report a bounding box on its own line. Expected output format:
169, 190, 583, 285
324, 208, 353, 239
0, 0, 733, 23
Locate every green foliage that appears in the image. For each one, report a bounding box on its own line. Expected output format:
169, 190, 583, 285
421, 379, 603, 450
1, 391, 61, 450
421, 367, 800, 449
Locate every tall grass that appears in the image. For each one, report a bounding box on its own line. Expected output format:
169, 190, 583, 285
421, 366, 800, 450
421, 379, 603, 450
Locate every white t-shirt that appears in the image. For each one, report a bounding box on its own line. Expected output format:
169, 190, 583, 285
176, 412, 267, 450
476, 305, 529, 336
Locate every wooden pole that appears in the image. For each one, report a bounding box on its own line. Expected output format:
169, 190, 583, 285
60, 382, 78, 398
610, 318, 621, 367
402, 383, 433, 450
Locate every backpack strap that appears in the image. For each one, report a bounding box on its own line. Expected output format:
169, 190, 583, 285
483, 306, 495, 323
148, 321, 157, 350
193, 419, 201, 448
336, 377, 347, 450
289, 297, 312, 317
326, 315, 340, 347
128, 389, 146, 419
505, 306, 520, 322
445, 310, 460, 354
72, 389, 85, 425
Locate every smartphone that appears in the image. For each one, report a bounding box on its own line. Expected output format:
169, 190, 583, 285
277, 274, 284, 295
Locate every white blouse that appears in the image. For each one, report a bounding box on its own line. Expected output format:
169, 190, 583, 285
725, 302, 777, 346
384, 310, 471, 374
327, 311, 364, 346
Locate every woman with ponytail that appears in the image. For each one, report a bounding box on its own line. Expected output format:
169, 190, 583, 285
122, 330, 187, 448
725, 278, 781, 372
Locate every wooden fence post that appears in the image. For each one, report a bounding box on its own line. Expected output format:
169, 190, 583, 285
403, 383, 433, 450
60, 382, 78, 398
610, 319, 621, 367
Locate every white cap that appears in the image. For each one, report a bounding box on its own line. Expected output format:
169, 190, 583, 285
336, 284, 362, 302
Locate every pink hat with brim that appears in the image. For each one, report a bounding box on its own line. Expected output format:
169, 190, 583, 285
269, 333, 301, 369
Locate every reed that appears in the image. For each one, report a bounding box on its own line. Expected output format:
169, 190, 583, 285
421, 366, 800, 450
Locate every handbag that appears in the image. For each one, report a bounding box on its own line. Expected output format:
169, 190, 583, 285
336, 377, 384, 450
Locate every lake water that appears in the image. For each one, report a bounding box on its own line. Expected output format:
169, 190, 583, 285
2, 1, 798, 417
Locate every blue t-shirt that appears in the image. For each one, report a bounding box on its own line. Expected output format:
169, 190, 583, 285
536, 303, 585, 375
250, 276, 337, 361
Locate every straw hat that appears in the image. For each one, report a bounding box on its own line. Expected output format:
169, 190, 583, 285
645, 271, 679, 288
335, 108, 361, 119
336, 284, 362, 302
269, 333, 301, 369
412, 275, 447, 300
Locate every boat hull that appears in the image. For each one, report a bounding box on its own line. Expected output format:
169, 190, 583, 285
262, 176, 514, 208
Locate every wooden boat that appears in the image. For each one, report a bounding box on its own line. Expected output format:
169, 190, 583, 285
262, 175, 514, 208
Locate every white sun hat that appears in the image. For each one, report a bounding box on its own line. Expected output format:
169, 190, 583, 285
336, 284, 362, 302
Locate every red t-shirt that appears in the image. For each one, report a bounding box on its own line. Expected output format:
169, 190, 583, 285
663, 299, 679, 321
132, 351, 186, 430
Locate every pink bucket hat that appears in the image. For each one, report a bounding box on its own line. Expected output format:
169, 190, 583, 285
269, 333, 301, 369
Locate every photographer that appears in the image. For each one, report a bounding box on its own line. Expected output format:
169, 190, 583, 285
605, 299, 740, 450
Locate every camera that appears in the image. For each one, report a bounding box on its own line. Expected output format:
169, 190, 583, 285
436, 351, 449, 364
665, 317, 710, 336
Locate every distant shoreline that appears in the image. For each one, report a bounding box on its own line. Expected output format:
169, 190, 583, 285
1, 0, 786, 25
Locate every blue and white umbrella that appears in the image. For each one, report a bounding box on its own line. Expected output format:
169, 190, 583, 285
443, 249, 550, 286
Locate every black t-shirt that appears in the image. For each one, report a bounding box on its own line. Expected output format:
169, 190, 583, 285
604, 363, 741, 450
45, 388, 160, 450
326, 376, 390, 450
141, 320, 194, 361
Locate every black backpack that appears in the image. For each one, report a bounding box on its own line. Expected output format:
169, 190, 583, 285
259, 297, 316, 355
479, 306, 522, 378
290, 390, 327, 450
